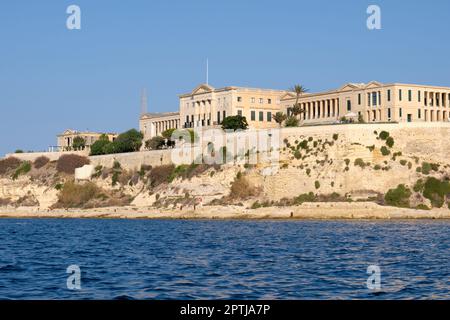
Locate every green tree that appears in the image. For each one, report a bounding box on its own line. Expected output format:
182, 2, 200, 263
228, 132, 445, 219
285, 116, 299, 127
90, 134, 110, 156
273, 112, 287, 127
72, 136, 86, 150
384, 184, 411, 208
113, 129, 143, 153
145, 136, 166, 150
221, 115, 249, 131
290, 84, 308, 121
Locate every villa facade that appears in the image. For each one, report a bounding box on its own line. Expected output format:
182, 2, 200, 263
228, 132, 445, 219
281, 81, 450, 124
57, 130, 117, 151
139, 81, 450, 140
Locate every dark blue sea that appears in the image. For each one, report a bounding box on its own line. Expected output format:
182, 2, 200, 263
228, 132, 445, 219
0, 219, 448, 300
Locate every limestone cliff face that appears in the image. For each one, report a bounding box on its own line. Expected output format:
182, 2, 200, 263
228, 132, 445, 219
0, 177, 59, 209
1, 123, 450, 209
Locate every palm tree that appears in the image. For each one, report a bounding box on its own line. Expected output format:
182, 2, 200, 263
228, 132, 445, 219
273, 112, 287, 128
290, 85, 308, 123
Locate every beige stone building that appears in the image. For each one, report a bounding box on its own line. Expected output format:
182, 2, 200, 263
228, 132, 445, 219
139, 81, 450, 141
179, 84, 287, 130
139, 112, 180, 142
281, 81, 450, 124
57, 130, 117, 151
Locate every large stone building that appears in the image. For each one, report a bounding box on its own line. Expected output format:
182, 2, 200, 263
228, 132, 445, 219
179, 84, 287, 130
139, 81, 450, 140
281, 81, 450, 124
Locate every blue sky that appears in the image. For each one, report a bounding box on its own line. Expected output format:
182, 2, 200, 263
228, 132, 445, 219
1, 0, 450, 156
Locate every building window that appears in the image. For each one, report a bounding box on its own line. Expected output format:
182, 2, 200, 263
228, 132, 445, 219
259, 111, 264, 121
408, 90, 412, 102
217, 111, 221, 124
372, 92, 377, 106
223, 110, 226, 120
418, 109, 421, 119
387, 90, 391, 102
367, 93, 371, 106
259, 98, 263, 104
237, 97, 242, 102
418, 91, 421, 102
388, 108, 391, 119
251, 111, 256, 121
399, 89, 402, 101
399, 108, 403, 118
237, 110, 242, 116
268, 99, 272, 104
267, 112, 272, 122
347, 100, 351, 111
251, 97, 255, 103
358, 94, 361, 105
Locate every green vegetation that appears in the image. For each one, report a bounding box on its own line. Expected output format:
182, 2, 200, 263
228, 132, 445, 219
400, 160, 407, 166
11, 161, 31, 180
354, 158, 366, 169
384, 184, 411, 208
367, 145, 375, 152
422, 177, 450, 208
285, 116, 299, 127
90, 134, 111, 156
273, 112, 287, 127
90, 129, 143, 156
148, 164, 176, 187
380, 146, 390, 156
145, 136, 165, 150
415, 204, 430, 211
54, 181, 105, 208
56, 154, 90, 174
294, 150, 301, 160
386, 136, 395, 148
314, 181, 320, 189
72, 136, 86, 150
413, 179, 425, 192
379, 131, 390, 140
14, 150, 24, 153
374, 164, 381, 170
221, 115, 249, 131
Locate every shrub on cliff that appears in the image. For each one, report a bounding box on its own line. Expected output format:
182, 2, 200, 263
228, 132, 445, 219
149, 165, 175, 187
386, 137, 395, 148
230, 174, 259, 199
11, 161, 31, 180
422, 177, 450, 208
55, 181, 103, 208
384, 184, 411, 208
56, 154, 90, 174
34, 156, 50, 169
0, 157, 21, 175
380, 146, 390, 156
379, 131, 390, 140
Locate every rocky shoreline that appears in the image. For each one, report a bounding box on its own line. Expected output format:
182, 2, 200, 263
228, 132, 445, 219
1, 202, 450, 220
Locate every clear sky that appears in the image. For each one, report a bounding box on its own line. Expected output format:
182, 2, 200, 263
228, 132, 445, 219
1, 0, 450, 156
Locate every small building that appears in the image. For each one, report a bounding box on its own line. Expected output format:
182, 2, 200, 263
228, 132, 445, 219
56, 129, 118, 151
139, 112, 180, 141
